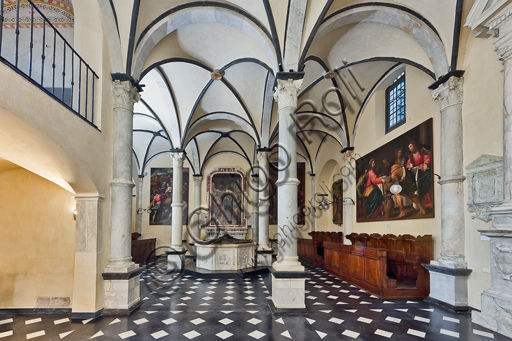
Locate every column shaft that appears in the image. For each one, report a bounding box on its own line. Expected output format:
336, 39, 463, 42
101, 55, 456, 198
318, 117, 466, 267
273, 79, 303, 272
193, 175, 202, 240
171, 152, 184, 251
503, 57, 512, 202
310, 175, 316, 232
252, 175, 259, 243
432, 76, 466, 268
106, 80, 139, 272
258, 151, 270, 249
137, 176, 143, 234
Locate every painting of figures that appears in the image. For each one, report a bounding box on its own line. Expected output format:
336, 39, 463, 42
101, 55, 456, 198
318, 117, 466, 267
332, 180, 343, 225
149, 168, 189, 225
355, 118, 434, 222
210, 173, 243, 226
269, 162, 306, 225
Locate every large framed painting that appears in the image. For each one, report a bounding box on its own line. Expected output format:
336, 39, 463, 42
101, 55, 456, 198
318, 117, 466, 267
269, 162, 306, 225
206, 167, 247, 227
149, 167, 189, 225
332, 180, 343, 225
355, 118, 434, 222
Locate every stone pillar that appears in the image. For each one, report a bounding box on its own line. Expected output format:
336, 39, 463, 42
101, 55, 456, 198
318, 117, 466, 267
103, 78, 142, 315
167, 150, 187, 270
270, 77, 308, 312
257, 150, 273, 266
251, 174, 259, 243
343, 198, 354, 245
136, 176, 143, 234
193, 175, 202, 240
472, 23, 512, 338
424, 76, 472, 311
310, 174, 316, 232
72, 195, 104, 318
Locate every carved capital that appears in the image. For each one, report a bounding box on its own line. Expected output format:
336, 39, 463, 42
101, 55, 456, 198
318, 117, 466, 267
112, 80, 140, 111
193, 175, 202, 185
170, 151, 185, 167
431, 76, 464, 110
273, 79, 303, 110
257, 151, 270, 163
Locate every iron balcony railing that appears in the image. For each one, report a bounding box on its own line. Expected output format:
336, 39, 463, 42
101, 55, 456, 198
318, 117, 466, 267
0, 0, 99, 129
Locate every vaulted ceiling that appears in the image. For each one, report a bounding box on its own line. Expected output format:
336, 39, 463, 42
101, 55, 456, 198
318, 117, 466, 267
120, 0, 461, 177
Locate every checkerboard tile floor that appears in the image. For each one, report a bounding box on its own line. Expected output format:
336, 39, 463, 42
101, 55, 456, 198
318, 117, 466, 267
0, 264, 508, 340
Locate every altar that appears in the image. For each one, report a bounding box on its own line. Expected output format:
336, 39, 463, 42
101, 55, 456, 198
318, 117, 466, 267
195, 167, 255, 271
196, 236, 255, 271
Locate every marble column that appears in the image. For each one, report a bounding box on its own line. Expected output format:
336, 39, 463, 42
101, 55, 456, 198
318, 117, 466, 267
424, 76, 472, 311
310, 174, 316, 232
472, 22, 512, 338
251, 174, 259, 244
343, 199, 354, 244
136, 176, 143, 234
270, 77, 308, 312
193, 175, 202, 241
342, 151, 354, 244
103, 79, 142, 315
167, 150, 186, 270
257, 150, 273, 266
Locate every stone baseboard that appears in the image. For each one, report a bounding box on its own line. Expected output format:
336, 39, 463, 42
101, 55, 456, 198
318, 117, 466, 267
472, 290, 512, 338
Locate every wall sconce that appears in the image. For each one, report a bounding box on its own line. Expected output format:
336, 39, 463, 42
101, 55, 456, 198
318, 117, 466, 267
73, 209, 77, 220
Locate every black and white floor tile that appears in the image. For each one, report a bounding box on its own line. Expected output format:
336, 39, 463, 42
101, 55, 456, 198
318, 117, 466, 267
0, 264, 509, 340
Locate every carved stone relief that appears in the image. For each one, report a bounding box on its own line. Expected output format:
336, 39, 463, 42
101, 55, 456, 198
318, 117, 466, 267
492, 244, 512, 281
466, 154, 503, 222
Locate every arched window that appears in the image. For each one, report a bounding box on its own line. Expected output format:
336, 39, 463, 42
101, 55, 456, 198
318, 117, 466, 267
385, 72, 406, 133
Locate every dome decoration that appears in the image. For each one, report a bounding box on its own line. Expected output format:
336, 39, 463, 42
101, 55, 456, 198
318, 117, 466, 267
3, 0, 74, 28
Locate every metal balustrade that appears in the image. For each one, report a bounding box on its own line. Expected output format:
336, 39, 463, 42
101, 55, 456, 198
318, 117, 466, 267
0, 0, 99, 129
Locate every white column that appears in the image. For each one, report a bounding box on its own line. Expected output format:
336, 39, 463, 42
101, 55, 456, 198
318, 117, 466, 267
273, 78, 304, 272
310, 174, 316, 232
343, 199, 354, 244
251, 174, 259, 243
105, 80, 139, 273
136, 176, 143, 234
193, 175, 202, 241
258, 150, 271, 249
431, 76, 467, 268
270, 77, 307, 311
171, 151, 185, 251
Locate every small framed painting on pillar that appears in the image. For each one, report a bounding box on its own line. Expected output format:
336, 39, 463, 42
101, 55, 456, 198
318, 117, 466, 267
332, 180, 343, 225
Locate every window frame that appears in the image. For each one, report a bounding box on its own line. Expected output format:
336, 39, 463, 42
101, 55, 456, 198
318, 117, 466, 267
385, 72, 406, 134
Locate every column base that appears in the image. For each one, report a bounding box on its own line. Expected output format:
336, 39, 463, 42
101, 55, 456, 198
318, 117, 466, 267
422, 263, 472, 311
102, 267, 143, 315
472, 290, 512, 338
270, 267, 309, 310
256, 249, 273, 267
166, 249, 187, 271
104, 257, 138, 273
272, 257, 304, 272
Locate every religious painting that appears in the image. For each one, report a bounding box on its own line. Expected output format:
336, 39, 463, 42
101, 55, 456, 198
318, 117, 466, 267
269, 162, 306, 225
149, 167, 189, 225
332, 180, 343, 225
207, 167, 247, 227
355, 118, 434, 222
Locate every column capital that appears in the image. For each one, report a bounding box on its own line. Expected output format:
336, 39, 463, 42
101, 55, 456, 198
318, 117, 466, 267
193, 174, 202, 184
309, 173, 316, 180
112, 80, 140, 111
170, 150, 185, 166
257, 150, 271, 162
431, 76, 464, 111
274, 79, 303, 110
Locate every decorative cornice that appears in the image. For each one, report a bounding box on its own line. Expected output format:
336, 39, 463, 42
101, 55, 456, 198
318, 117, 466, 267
438, 175, 466, 185
431, 76, 464, 110
274, 79, 303, 110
